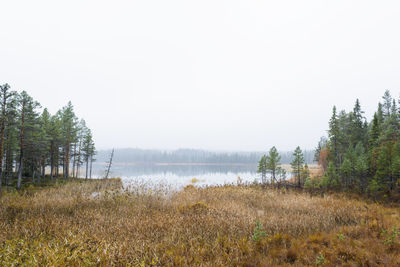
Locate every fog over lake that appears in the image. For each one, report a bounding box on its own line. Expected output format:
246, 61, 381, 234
92, 162, 257, 188
89, 148, 312, 187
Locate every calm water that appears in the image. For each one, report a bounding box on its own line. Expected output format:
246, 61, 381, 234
92, 163, 259, 188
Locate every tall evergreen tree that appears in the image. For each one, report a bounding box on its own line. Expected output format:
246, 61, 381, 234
16, 91, 40, 189
257, 155, 267, 184
60, 102, 78, 180
0, 84, 17, 192
350, 99, 366, 146
291, 146, 304, 187
382, 90, 392, 118
265, 146, 281, 183
328, 106, 340, 167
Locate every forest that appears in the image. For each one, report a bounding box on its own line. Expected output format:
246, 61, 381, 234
258, 90, 400, 199
315, 89, 400, 196
0, 84, 96, 192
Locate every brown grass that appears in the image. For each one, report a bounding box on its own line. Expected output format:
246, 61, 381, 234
0, 179, 399, 266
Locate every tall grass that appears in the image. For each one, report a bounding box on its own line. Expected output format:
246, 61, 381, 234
0, 179, 399, 266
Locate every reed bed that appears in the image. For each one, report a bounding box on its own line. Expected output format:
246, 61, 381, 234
0, 179, 399, 266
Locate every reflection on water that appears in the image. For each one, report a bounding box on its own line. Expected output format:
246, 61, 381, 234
91, 163, 259, 188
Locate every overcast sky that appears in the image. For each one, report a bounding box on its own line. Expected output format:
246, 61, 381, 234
1, 1, 399, 151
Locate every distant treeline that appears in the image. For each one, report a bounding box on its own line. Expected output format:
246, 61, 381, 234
0, 84, 96, 191
95, 148, 314, 165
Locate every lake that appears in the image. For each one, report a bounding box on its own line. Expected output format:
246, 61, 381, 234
91, 163, 260, 188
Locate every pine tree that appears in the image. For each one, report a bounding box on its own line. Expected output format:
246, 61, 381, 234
265, 146, 281, 183
257, 155, 267, 184
16, 91, 41, 189
4, 95, 18, 183
48, 114, 62, 179
60, 102, 78, 180
291, 146, 304, 187
0, 84, 17, 193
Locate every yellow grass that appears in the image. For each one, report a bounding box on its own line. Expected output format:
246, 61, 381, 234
0, 179, 399, 266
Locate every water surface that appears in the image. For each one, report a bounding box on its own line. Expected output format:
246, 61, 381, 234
92, 163, 260, 188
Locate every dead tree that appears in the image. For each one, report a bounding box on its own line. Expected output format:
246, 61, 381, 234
104, 148, 114, 179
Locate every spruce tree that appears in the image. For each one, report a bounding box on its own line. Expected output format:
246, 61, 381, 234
382, 90, 392, 118
328, 106, 340, 167
350, 99, 366, 146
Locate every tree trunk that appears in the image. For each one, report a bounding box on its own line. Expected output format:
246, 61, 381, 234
0, 92, 7, 194
42, 156, 45, 179
65, 142, 70, 180
17, 105, 25, 190
56, 151, 59, 178
72, 143, 76, 178
17, 148, 23, 189
85, 157, 89, 179
89, 155, 93, 179
50, 141, 54, 179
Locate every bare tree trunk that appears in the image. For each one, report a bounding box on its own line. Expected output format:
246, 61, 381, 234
105, 149, 114, 179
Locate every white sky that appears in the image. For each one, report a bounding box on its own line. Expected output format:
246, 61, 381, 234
1, 1, 399, 151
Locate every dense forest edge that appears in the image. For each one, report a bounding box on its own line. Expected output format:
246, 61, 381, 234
257, 89, 400, 201
0, 83, 96, 193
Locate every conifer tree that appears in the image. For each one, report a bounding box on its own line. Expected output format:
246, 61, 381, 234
0, 84, 17, 192
291, 146, 304, 187
350, 99, 366, 146
16, 91, 41, 189
382, 90, 392, 118
82, 127, 94, 179
321, 161, 340, 189
265, 146, 281, 183
60, 102, 78, 180
328, 106, 340, 167
257, 155, 267, 184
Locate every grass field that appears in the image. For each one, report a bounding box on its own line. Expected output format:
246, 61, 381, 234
0, 179, 399, 266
